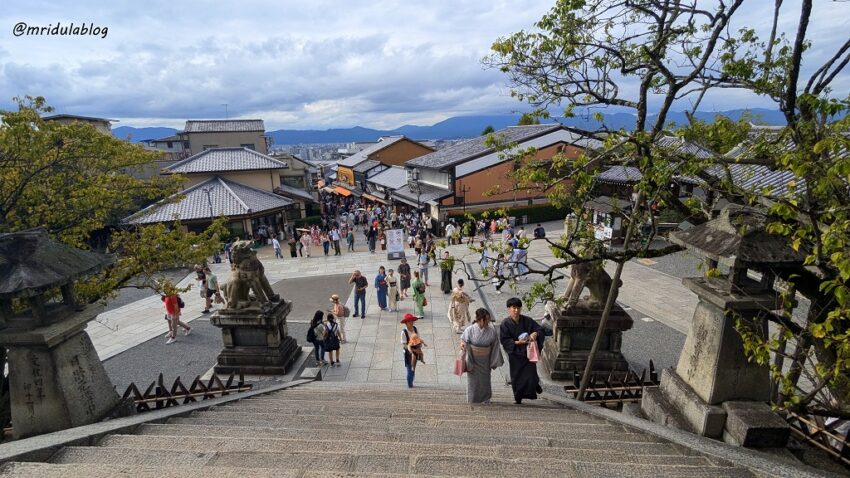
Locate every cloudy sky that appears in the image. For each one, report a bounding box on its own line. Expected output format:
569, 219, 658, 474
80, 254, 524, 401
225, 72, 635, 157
2, 1, 848, 130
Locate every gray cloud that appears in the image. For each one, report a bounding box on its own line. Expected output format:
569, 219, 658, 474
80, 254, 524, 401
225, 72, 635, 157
1, 0, 847, 129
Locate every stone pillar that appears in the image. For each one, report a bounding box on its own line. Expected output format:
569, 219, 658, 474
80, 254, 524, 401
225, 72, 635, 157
542, 302, 632, 380
211, 300, 301, 375
2, 315, 124, 439
641, 277, 785, 444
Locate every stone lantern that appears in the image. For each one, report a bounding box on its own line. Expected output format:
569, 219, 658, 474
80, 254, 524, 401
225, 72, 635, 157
641, 205, 798, 447
0, 229, 125, 439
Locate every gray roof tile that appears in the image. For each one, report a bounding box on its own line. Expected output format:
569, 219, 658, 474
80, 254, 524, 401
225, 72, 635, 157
184, 119, 265, 133
353, 159, 383, 173
337, 136, 409, 167
165, 147, 288, 174
405, 124, 564, 169
367, 166, 408, 190
124, 176, 293, 225
392, 182, 452, 205
275, 184, 314, 202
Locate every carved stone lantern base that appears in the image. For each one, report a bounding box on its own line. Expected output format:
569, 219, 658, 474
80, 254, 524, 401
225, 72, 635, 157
1, 315, 125, 439
541, 302, 633, 380
211, 300, 301, 375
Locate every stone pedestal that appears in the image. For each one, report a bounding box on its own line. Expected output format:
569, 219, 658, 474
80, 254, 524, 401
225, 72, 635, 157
641, 277, 788, 445
542, 303, 633, 380
1, 313, 124, 439
211, 299, 301, 375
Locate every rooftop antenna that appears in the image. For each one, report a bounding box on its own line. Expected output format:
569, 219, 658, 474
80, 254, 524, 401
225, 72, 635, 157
222, 103, 228, 119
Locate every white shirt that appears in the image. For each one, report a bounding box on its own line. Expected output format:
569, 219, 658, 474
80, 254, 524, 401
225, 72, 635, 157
331, 229, 341, 241
271, 238, 281, 249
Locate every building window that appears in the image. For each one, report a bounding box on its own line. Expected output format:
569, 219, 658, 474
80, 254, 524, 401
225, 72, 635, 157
282, 176, 305, 188
241, 143, 256, 150
203, 144, 219, 150
166, 141, 173, 148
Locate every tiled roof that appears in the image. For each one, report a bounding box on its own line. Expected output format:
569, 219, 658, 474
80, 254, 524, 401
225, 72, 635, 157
123, 176, 293, 225
368, 166, 408, 190
596, 165, 700, 186
405, 124, 564, 169
165, 147, 287, 174
597, 166, 642, 184
353, 160, 383, 174
656, 135, 716, 159
705, 164, 804, 196
337, 136, 408, 168
275, 184, 314, 202
184, 119, 265, 133
43, 114, 117, 122
392, 182, 452, 205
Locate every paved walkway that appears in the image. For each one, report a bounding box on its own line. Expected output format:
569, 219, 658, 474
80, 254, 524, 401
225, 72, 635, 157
87, 220, 699, 388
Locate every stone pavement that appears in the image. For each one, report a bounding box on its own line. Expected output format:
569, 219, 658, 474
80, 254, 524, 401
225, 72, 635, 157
87, 220, 698, 389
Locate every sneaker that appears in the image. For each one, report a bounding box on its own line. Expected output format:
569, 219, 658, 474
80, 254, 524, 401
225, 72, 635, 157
202, 309, 210, 314
184, 327, 192, 336
164, 332, 171, 338
166, 337, 176, 344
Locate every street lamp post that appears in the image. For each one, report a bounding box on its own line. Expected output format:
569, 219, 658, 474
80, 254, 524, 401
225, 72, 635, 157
202, 187, 215, 219
407, 168, 421, 223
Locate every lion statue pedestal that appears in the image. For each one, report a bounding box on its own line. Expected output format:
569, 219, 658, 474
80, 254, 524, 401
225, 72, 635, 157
211, 241, 301, 375
541, 262, 633, 380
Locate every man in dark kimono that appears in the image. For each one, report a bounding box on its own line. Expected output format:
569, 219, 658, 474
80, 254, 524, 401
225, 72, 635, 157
499, 297, 545, 404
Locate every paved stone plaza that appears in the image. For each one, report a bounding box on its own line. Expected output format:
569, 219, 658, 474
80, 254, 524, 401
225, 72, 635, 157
88, 220, 698, 387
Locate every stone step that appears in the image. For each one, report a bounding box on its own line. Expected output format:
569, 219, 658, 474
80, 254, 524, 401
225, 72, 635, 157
214, 403, 591, 421
164, 418, 672, 446
50, 447, 746, 476
0, 462, 295, 478
137, 423, 665, 448
240, 395, 567, 410
181, 409, 611, 431
100, 434, 699, 464
0, 462, 453, 478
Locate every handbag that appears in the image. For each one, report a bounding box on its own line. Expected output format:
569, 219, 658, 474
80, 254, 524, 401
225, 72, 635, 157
527, 340, 540, 363
453, 351, 467, 376
422, 297, 428, 307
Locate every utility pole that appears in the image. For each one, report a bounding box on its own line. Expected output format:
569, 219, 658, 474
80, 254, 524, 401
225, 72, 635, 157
459, 183, 471, 216
222, 103, 229, 119
202, 187, 215, 219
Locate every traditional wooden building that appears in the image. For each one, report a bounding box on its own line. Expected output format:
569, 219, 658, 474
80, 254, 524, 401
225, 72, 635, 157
399, 124, 600, 220
333, 136, 434, 197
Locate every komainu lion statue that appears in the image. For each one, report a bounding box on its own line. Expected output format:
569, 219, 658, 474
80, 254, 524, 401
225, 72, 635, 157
223, 240, 281, 309
562, 260, 621, 310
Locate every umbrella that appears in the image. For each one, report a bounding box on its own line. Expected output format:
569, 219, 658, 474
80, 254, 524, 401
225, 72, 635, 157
296, 228, 310, 232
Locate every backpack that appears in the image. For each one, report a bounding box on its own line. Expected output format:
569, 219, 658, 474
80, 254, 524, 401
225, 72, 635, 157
313, 323, 328, 341
342, 305, 351, 318
177, 295, 185, 309
415, 282, 426, 294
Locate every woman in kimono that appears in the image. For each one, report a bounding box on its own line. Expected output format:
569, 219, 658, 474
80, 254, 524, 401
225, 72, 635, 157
411, 270, 426, 317
440, 251, 453, 294
398, 258, 411, 299
387, 269, 399, 312
460, 308, 503, 404
300, 232, 312, 257
499, 297, 545, 404
448, 279, 474, 334
374, 266, 388, 311
311, 225, 321, 247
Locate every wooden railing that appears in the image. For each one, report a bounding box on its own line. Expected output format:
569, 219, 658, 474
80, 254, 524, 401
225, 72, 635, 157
122, 372, 252, 412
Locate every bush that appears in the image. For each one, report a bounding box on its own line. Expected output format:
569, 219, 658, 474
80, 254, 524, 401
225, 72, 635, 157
448, 204, 566, 225
293, 215, 322, 228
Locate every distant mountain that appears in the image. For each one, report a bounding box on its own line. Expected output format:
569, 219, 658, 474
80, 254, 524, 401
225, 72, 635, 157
114, 109, 786, 145
112, 126, 179, 142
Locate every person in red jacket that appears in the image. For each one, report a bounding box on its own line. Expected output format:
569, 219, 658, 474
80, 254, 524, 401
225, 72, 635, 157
163, 284, 191, 344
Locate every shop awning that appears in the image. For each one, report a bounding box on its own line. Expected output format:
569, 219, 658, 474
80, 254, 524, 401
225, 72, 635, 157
362, 193, 387, 204
334, 186, 352, 197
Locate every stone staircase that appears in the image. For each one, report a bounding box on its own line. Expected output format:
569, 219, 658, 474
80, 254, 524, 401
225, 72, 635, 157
0, 381, 794, 477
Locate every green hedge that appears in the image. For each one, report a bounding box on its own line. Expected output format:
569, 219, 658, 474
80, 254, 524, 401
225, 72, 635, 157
293, 215, 323, 227
448, 204, 566, 225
